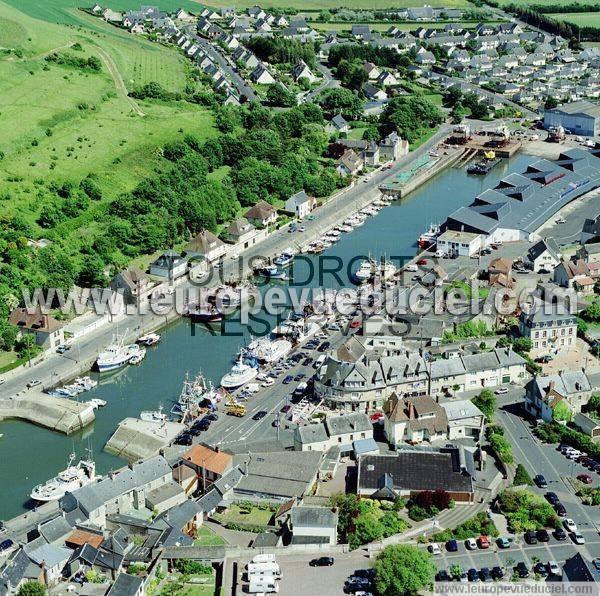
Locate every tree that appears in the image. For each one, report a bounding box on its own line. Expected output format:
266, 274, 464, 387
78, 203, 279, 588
512, 337, 533, 354
318, 88, 363, 119
513, 464, 533, 486
77, 254, 107, 288
18, 582, 46, 596
266, 84, 297, 107
374, 545, 436, 596
472, 389, 496, 420
544, 96, 559, 110
553, 400, 572, 423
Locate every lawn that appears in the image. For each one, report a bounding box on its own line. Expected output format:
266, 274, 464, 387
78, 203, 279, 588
548, 12, 600, 27
200, 0, 471, 9
194, 526, 227, 546
214, 503, 275, 528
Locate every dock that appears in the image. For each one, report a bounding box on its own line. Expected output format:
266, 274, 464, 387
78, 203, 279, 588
104, 417, 184, 461
0, 392, 95, 434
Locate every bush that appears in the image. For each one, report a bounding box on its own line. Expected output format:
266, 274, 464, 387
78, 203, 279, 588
174, 560, 212, 575
433, 512, 498, 542
498, 490, 559, 533
513, 464, 533, 486
472, 389, 496, 420
535, 422, 600, 460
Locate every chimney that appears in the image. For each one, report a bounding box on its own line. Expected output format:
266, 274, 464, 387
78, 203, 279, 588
215, 445, 220, 453
128, 462, 134, 471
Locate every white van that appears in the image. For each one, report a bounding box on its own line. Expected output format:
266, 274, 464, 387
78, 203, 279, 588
248, 578, 279, 594
247, 562, 281, 577
314, 354, 327, 369
251, 554, 276, 564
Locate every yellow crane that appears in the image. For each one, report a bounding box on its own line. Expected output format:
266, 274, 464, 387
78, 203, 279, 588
225, 393, 246, 417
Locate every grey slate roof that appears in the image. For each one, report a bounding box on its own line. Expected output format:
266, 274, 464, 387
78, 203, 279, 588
325, 413, 372, 436
107, 573, 144, 596
290, 505, 337, 528
0, 549, 31, 595
38, 515, 73, 544
62, 456, 171, 515
28, 543, 71, 568
197, 488, 223, 512
157, 499, 202, 530
294, 423, 328, 445
528, 237, 561, 262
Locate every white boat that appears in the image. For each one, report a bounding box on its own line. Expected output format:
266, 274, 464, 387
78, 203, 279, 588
247, 337, 292, 363
354, 258, 376, 283
87, 398, 107, 408
174, 373, 207, 412
96, 333, 138, 372
220, 353, 259, 390
140, 405, 168, 423
326, 229, 341, 238
75, 376, 98, 390
51, 386, 78, 398
337, 224, 353, 233
273, 248, 295, 268
137, 332, 161, 346
30, 453, 96, 502
209, 283, 258, 309
129, 346, 146, 364
417, 223, 440, 248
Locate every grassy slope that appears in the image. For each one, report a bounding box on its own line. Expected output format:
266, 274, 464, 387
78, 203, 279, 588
0, 0, 215, 236
548, 12, 600, 27
199, 0, 470, 9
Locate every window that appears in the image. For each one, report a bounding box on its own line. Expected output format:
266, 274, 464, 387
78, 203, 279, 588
569, 328, 573, 335
561, 328, 565, 336
534, 331, 539, 338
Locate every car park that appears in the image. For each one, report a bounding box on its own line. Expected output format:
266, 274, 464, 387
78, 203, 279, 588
310, 557, 334, 567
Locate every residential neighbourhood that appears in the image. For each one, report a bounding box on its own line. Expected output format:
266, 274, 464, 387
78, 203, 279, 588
1, 2, 600, 596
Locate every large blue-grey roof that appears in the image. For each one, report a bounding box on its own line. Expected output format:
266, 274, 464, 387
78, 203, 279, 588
445, 148, 600, 235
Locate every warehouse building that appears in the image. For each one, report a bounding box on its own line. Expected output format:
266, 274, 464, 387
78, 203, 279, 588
544, 100, 600, 137
443, 147, 600, 244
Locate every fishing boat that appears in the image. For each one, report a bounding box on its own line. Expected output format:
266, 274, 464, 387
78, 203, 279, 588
137, 332, 161, 346
208, 283, 258, 309
174, 373, 207, 412
467, 150, 502, 175
96, 333, 140, 372
30, 452, 96, 502
75, 376, 98, 391
273, 248, 295, 268
354, 258, 376, 284
417, 223, 440, 249
186, 303, 224, 323
140, 405, 168, 423
260, 265, 288, 280
337, 224, 353, 233
220, 352, 259, 390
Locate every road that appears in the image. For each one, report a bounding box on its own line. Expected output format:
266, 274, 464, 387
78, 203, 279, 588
305, 61, 339, 102
431, 72, 539, 120
190, 34, 257, 102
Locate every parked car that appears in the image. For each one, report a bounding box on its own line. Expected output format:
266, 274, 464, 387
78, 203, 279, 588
26, 379, 41, 388
281, 404, 291, 413
477, 536, 490, 549
302, 357, 314, 366
577, 474, 592, 484
564, 519, 577, 533
571, 532, 585, 545
494, 386, 509, 395
555, 503, 567, 517
417, 259, 428, 266
261, 378, 275, 387
537, 529, 550, 542
283, 375, 294, 384
515, 562, 529, 578
480, 568, 492, 583
404, 264, 418, 272
56, 344, 70, 354
467, 568, 479, 582
491, 567, 504, 580
317, 341, 331, 352
548, 561, 561, 577
446, 539, 458, 552
310, 557, 334, 567
546, 492, 560, 505
428, 543, 441, 555
0, 539, 14, 552
533, 562, 548, 577
465, 538, 477, 550
524, 531, 538, 545
252, 411, 267, 421
554, 528, 567, 541
435, 570, 450, 582
497, 537, 511, 549
534, 474, 548, 488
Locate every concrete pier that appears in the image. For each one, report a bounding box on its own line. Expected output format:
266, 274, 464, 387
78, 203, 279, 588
0, 392, 95, 434
104, 417, 184, 461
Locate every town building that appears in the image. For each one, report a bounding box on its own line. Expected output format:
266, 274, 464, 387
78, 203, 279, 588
519, 303, 577, 355
179, 444, 233, 492
284, 190, 316, 219
440, 399, 485, 441
149, 251, 187, 280
111, 268, 162, 308
357, 448, 475, 503
327, 114, 349, 134
184, 230, 227, 263
287, 505, 338, 545
294, 413, 373, 453
527, 238, 561, 272
383, 394, 448, 445
524, 371, 592, 422
244, 200, 277, 227
544, 100, 600, 137
336, 149, 363, 176
435, 230, 483, 257
226, 217, 266, 249
8, 307, 65, 352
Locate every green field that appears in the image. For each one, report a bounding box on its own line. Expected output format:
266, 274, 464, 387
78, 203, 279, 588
0, 0, 215, 237
311, 20, 504, 32
548, 12, 600, 27
200, 0, 470, 9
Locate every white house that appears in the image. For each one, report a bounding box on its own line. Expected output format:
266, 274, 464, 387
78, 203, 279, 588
251, 63, 276, 84
184, 229, 227, 263
436, 230, 483, 257
291, 59, 317, 83
527, 238, 561, 272
285, 190, 316, 219
288, 505, 337, 545
441, 399, 485, 441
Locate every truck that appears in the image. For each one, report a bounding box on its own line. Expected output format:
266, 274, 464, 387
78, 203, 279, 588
247, 561, 281, 578
251, 554, 276, 564
547, 125, 565, 143
225, 394, 246, 417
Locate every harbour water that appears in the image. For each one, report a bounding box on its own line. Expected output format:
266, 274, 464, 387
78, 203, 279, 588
0, 153, 535, 519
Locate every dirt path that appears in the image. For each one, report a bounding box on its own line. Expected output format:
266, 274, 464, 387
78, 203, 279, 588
94, 45, 145, 117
